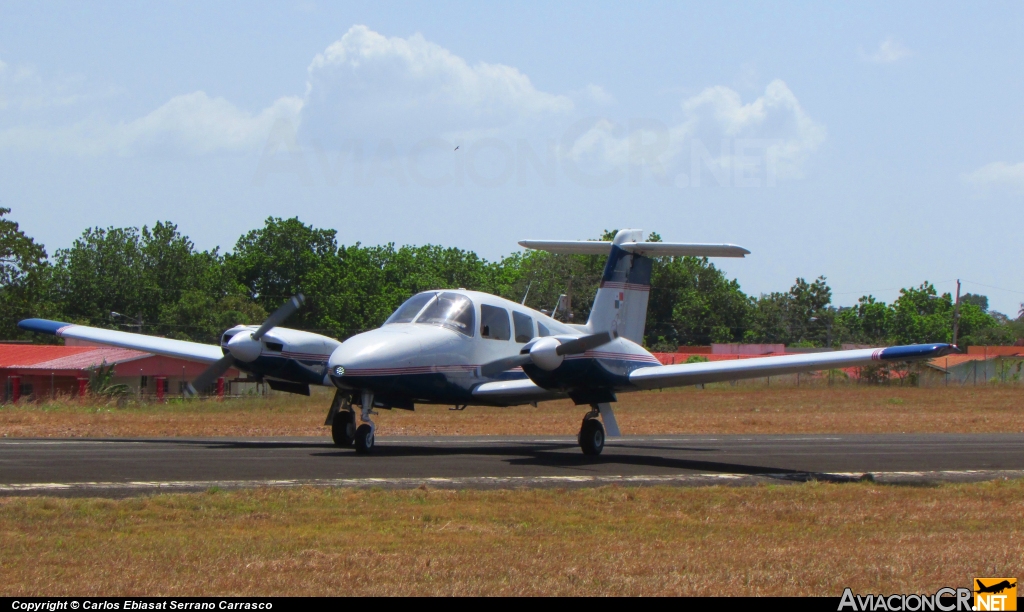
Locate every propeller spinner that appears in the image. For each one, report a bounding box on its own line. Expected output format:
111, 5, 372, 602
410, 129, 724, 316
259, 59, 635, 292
184, 294, 305, 397
478, 331, 616, 378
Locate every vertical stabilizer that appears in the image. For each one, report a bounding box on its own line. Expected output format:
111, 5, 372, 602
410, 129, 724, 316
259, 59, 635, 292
586, 229, 652, 343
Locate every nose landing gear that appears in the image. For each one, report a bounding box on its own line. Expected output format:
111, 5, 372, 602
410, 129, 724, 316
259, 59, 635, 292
354, 390, 376, 454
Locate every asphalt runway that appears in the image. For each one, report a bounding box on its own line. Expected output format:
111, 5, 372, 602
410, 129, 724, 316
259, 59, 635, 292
1, 434, 1023, 496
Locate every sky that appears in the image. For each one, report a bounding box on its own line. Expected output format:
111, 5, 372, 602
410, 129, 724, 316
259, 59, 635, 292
1, 1, 1022, 315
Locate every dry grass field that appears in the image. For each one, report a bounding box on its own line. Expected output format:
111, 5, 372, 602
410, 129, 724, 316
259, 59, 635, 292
0, 384, 1020, 438
2, 384, 1020, 596
1, 480, 1021, 596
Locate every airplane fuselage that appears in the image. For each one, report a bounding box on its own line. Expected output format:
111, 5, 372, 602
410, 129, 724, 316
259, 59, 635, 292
225, 289, 661, 406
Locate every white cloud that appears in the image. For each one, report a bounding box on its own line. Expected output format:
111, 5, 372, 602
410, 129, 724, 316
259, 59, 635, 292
563, 79, 826, 181
0, 91, 303, 156
116, 92, 303, 155
301, 25, 573, 143
2, 25, 571, 156
580, 84, 614, 105
862, 37, 911, 64
963, 161, 1024, 193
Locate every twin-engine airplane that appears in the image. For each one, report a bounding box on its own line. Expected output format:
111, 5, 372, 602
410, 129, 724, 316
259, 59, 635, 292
19, 229, 956, 455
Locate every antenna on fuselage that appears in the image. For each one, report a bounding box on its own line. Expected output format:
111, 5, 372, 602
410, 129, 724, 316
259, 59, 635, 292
520, 282, 532, 305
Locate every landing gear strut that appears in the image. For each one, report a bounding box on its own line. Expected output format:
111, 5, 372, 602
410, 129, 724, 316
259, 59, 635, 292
326, 390, 356, 447
577, 402, 621, 456
354, 389, 376, 454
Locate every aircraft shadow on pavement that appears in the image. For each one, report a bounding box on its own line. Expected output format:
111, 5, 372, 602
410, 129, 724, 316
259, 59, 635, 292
57, 438, 864, 483
309, 443, 860, 483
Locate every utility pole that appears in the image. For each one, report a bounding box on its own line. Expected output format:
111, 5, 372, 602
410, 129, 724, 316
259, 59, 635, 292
951, 279, 961, 347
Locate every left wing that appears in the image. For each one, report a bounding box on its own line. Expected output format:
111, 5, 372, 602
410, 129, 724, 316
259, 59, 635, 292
18, 318, 224, 364
628, 344, 956, 389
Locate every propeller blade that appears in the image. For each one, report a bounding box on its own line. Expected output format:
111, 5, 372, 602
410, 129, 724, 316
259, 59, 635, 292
555, 331, 615, 356
252, 294, 305, 340
479, 354, 532, 378
184, 354, 236, 397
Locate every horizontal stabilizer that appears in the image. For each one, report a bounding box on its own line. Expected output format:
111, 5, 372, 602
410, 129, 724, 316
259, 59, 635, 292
17, 318, 224, 364
519, 240, 749, 258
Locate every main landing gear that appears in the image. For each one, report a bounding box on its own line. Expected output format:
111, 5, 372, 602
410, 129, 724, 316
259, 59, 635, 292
577, 402, 621, 456
326, 390, 356, 447
325, 389, 375, 452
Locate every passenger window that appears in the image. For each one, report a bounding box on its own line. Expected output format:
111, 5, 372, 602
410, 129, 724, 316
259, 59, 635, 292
480, 305, 511, 341
513, 312, 534, 343
537, 322, 551, 337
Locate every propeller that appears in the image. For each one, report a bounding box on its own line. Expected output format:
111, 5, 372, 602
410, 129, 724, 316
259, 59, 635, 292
479, 331, 616, 378
185, 294, 305, 397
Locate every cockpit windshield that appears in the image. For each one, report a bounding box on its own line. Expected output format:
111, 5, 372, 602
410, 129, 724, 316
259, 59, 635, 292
384, 292, 434, 325
413, 292, 475, 336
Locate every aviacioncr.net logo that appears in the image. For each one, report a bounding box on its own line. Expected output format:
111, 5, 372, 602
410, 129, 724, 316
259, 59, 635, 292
838, 588, 973, 611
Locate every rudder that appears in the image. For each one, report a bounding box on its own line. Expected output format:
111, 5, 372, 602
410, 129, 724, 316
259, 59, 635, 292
586, 229, 652, 343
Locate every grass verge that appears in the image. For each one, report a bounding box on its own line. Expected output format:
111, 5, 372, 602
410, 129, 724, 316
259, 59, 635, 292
0, 385, 1021, 438
1, 480, 1021, 596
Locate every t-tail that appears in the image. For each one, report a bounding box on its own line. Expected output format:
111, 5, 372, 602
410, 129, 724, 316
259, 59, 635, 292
518, 229, 750, 344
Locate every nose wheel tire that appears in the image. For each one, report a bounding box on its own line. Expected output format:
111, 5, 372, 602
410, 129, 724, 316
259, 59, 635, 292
332, 411, 356, 447
354, 424, 375, 454
578, 419, 605, 456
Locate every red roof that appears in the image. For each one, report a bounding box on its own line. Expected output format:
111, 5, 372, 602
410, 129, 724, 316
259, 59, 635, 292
0, 344, 149, 370
0, 345, 94, 367
926, 354, 999, 371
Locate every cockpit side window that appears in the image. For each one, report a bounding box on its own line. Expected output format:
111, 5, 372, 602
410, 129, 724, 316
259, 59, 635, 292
414, 292, 475, 336
480, 304, 511, 341
513, 311, 534, 343
384, 292, 434, 325
537, 322, 551, 337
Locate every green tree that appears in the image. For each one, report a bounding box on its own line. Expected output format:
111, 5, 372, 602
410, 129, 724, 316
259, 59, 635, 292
745, 277, 834, 346
0, 208, 49, 339
646, 256, 749, 348
50, 221, 261, 342
227, 217, 343, 333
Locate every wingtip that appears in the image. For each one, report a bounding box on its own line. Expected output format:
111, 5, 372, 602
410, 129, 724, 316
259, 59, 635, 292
17, 318, 71, 335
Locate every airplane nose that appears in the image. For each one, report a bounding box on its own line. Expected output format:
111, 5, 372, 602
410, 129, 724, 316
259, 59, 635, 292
327, 326, 456, 380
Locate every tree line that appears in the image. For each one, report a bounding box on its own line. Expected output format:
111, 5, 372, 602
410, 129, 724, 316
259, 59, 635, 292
1, 209, 1021, 349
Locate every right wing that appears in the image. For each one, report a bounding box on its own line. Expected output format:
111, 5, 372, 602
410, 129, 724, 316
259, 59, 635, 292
18, 318, 224, 364
628, 344, 956, 389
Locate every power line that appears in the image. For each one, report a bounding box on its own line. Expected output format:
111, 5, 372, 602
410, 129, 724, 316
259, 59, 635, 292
959, 279, 1024, 296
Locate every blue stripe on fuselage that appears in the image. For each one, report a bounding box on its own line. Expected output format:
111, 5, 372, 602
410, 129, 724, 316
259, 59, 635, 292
332, 356, 652, 404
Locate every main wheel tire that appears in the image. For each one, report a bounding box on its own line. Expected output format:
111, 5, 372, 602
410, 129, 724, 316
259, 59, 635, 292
354, 423, 375, 454
579, 419, 605, 456
332, 411, 356, 447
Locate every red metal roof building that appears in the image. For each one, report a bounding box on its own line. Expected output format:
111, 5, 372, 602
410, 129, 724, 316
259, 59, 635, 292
0, 343, 242, 402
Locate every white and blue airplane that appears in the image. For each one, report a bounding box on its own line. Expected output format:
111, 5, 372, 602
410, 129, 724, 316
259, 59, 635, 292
18, 229, 956, 455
